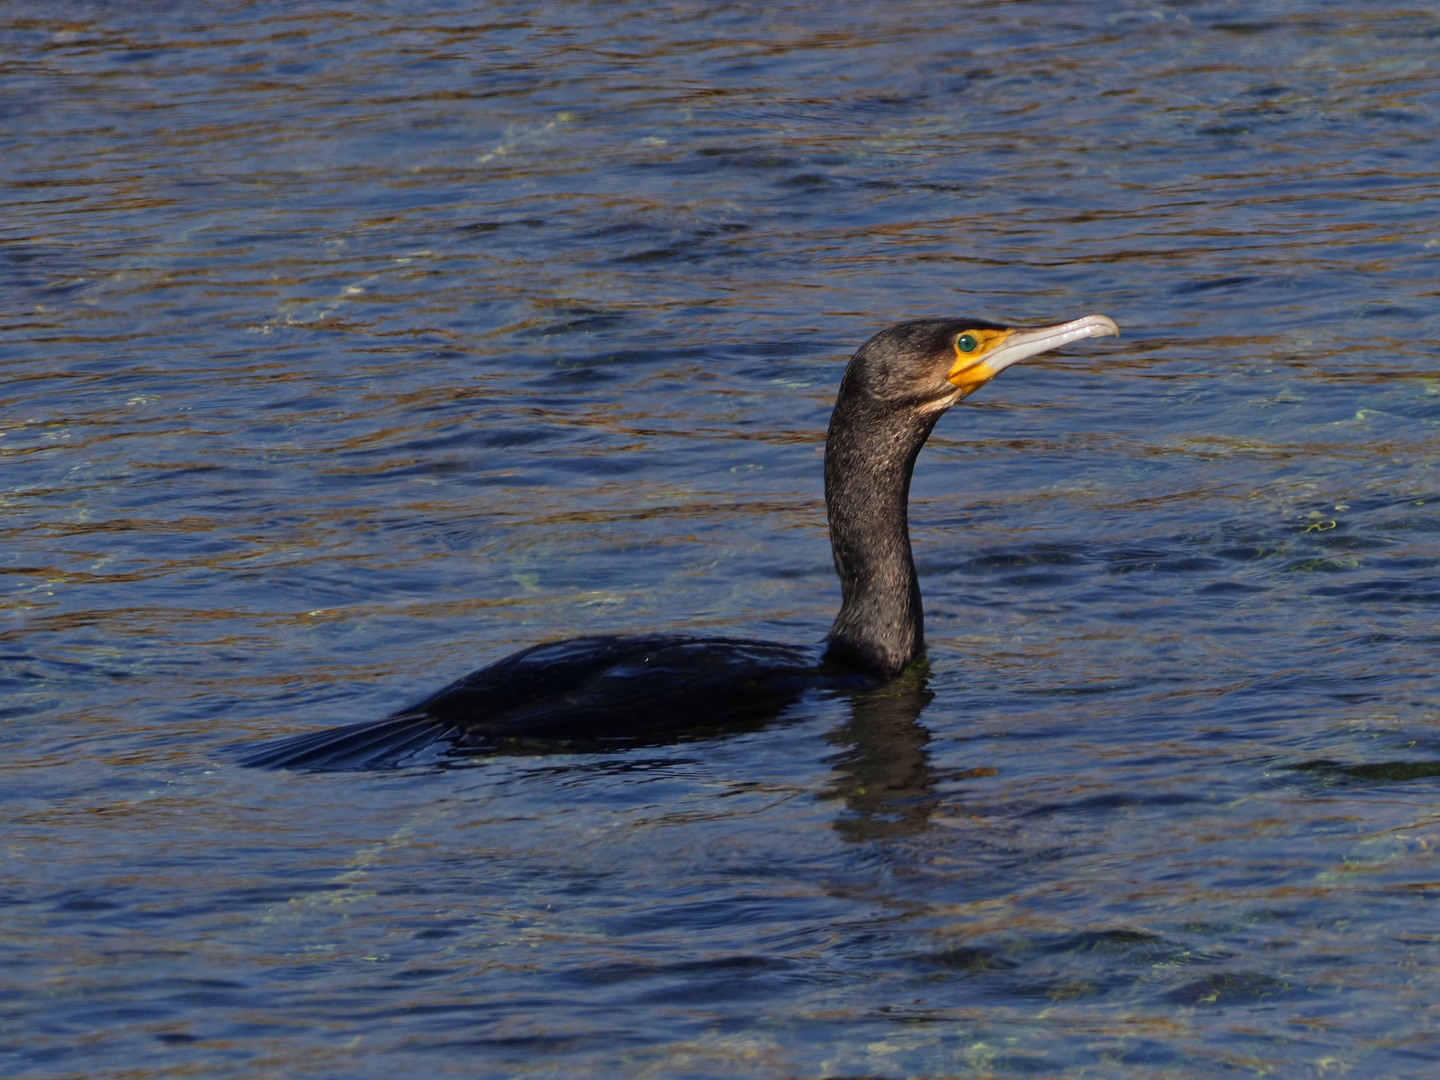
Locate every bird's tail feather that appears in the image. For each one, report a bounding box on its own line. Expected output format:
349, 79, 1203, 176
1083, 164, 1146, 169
238, 713, 457, 771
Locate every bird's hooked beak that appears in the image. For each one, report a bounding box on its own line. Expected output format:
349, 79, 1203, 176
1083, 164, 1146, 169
946, 314, 1120, 398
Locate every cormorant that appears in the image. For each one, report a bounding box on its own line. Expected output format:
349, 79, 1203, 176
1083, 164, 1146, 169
242, 314, 1119, 770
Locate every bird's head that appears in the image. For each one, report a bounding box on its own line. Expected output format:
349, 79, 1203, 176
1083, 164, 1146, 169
843, 314, 1120, 413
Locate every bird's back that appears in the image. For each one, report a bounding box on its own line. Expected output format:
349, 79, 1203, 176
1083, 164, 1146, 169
241, 634, 876, 770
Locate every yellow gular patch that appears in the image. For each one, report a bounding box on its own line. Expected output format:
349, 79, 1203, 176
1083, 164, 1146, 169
946, 328, 1014, 390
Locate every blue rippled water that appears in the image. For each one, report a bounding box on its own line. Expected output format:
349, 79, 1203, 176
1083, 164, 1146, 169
5, 1, 1440, 1076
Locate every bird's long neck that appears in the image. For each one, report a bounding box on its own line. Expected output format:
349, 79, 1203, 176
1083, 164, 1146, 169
822, 389, 939, 679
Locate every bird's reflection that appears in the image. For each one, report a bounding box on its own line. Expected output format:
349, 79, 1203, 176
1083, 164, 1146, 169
821, 661, 939, 841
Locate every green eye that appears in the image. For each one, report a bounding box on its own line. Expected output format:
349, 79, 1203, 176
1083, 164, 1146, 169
957, 333, 978, 354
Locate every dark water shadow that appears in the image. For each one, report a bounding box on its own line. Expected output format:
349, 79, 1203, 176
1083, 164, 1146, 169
820, 662, 938, 842
1286, 759, 1440, 785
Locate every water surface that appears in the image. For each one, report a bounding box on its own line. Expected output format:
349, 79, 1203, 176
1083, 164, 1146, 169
5, 1, 1440, 1076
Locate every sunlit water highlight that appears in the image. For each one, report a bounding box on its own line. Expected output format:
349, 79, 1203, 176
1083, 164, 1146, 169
4, 1, 1440, 1076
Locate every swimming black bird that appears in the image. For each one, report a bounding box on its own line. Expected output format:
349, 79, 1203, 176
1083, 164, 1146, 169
242, 314, 1119, 770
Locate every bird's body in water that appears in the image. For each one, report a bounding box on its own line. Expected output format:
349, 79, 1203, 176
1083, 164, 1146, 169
243, 314, 1119, 770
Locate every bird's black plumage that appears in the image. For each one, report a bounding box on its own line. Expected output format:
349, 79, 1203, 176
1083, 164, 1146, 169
242, 314, 1118, 769
241, 636, 874, 770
